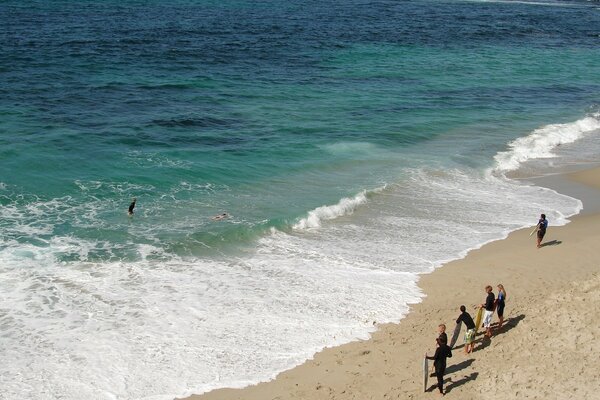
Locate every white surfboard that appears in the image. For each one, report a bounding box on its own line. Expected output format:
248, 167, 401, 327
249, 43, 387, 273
423, 357, 429, 392
529, 223, 539, 236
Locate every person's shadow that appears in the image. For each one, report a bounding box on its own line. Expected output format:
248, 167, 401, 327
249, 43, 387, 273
446, 358, 475, 374
492, 313, 525, 336
445, 372, 479, 393
541, 240, 562, 247
475, 314, 525, 351
429, 359, 474, 378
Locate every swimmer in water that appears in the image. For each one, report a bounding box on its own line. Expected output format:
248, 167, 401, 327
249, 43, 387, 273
128, 198, 137, 215
211, 213, 229, 221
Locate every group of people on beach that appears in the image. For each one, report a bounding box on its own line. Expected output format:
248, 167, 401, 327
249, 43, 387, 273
425, 214, 548, 395
425, 213, 549, 395
425, 284, 507, 396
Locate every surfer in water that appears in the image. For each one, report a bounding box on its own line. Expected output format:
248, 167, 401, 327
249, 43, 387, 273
211, 213, 229, 221
536, 213, 548, 248
456, 305, 476, 354
425, 336, 452, 396
128, 198, 137, 216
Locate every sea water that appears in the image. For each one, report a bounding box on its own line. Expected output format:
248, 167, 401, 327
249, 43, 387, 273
1, 0, 599, 399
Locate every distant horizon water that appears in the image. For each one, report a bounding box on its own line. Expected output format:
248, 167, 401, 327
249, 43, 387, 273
1, 0, 599, 399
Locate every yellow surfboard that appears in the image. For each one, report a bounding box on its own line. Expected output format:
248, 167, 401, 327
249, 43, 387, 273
474, 307, 484, 331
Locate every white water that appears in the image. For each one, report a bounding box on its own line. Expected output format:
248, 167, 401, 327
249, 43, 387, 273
1, 114, 599, 399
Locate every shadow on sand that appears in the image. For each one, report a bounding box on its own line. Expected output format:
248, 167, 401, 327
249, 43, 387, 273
445, 372, 479, 393
476, 314, 525, 351
429, 358, 474, 379
446, 358, 475, 374
541, 240, 562, 247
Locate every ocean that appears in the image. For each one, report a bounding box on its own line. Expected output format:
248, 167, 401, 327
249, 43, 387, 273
1, 0, 599, 398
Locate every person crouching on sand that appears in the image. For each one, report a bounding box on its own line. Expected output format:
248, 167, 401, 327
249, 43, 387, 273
426, 336, 452, 396
456, 305, 476, 354
481, 285, 495, 338
496, 284, 507, 329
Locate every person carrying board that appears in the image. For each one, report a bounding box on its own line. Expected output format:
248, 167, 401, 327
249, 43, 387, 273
535, 213, 548, 248
425, 336, 452, 396
481, 285, 495, 338
456, 305, 476, 354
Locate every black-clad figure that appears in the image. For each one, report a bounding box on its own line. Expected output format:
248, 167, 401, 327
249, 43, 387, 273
426, 337, 452, 395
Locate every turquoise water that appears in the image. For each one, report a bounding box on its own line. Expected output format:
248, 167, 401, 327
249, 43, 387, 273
1, 0, 599, 399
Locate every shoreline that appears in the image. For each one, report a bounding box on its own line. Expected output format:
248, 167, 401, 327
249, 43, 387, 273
181, 165, 600, 400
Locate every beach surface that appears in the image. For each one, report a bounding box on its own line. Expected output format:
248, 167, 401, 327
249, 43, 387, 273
182, 165, 600, 400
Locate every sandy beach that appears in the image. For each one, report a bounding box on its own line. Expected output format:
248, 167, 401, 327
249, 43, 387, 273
183, 165, 600, 400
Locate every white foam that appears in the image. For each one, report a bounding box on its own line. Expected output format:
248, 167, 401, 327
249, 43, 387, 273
0, 117, 594, 400
493, 113, 600, 173
0, 163, 584, 400
292, 191, 369, 230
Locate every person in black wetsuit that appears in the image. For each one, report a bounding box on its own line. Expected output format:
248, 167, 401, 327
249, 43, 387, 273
128, 198, 137, 215
481, 285, 495, 338
456, 305, 476, 354
496, 284, 507, 329
536, 213, 548, 248
426, 336, 452, 396
437, 324, 447, 345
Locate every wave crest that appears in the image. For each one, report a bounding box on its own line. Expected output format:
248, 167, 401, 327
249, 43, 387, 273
493, 112, 600, 173
293, 191, 371, 230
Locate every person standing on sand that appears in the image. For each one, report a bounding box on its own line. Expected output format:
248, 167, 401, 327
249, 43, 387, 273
536, 213, 548, 248
437, 324, 447, 345
481, 285, 495, 338
456, 305, 476, 354
430, 324, 448, 374
496, 284, 507, 329
426, 336, 452, 396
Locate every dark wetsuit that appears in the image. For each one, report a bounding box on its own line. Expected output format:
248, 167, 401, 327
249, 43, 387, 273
438, 332, 448, 344
427, 344, 452, 394
537, 218, 548, 240
456, 311, 475, 330
128, 200, 136, 214
485, 292, 495, 312
497, 291, 506, 317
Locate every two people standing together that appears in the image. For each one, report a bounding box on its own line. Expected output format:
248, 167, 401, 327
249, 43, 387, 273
480, 284, 506, 337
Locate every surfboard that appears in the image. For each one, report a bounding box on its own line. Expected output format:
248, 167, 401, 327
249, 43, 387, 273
474, 307, 484, 331
449, 322, 461, 348
529, 223, 539, 236
423, 357, 428, 392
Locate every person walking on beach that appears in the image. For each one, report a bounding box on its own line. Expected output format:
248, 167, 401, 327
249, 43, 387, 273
426, 336, 452, 396
496, 284, 507, 329
536, 213, 548, 248
481, 285, 495, 337
456, 305, 476, 354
